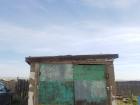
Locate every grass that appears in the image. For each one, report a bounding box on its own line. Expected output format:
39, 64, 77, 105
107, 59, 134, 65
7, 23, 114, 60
116, 96, 138, 105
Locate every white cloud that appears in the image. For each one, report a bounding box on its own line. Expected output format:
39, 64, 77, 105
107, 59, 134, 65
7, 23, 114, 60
0, 21, 140, 80
0, 60, 29, 78
115, 64, 140, 80
81, 0, 138, 8
1, 21, 140, 54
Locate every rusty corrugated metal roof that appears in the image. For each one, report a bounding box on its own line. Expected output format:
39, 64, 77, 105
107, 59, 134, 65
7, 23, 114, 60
26, 54, 118, 64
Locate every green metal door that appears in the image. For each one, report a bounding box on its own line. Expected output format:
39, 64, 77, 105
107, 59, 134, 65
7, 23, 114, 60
73, 64, 108, 105
38, 64, 108, 105
39, 64, 74, 105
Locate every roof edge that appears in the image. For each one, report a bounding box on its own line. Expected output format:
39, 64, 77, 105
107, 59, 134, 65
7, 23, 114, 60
26, 54, 119, 64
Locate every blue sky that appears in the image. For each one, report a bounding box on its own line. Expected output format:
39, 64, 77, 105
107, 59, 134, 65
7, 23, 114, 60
0, 0, 140, 80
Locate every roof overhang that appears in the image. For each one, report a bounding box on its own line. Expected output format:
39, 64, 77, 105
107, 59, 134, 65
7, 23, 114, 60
26, 54, 118, 65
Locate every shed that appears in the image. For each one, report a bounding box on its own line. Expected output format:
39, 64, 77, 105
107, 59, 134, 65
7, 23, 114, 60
26, 54, 118, 105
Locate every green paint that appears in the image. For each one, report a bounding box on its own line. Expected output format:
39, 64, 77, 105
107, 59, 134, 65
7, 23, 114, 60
39, 64, 47, 81
39, 64, 108, 105
39, 64, 74, 105
73, 64, 108, 105
39, 64, 73, 81
39, 81, 74, 105
73, 65, 105, 81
